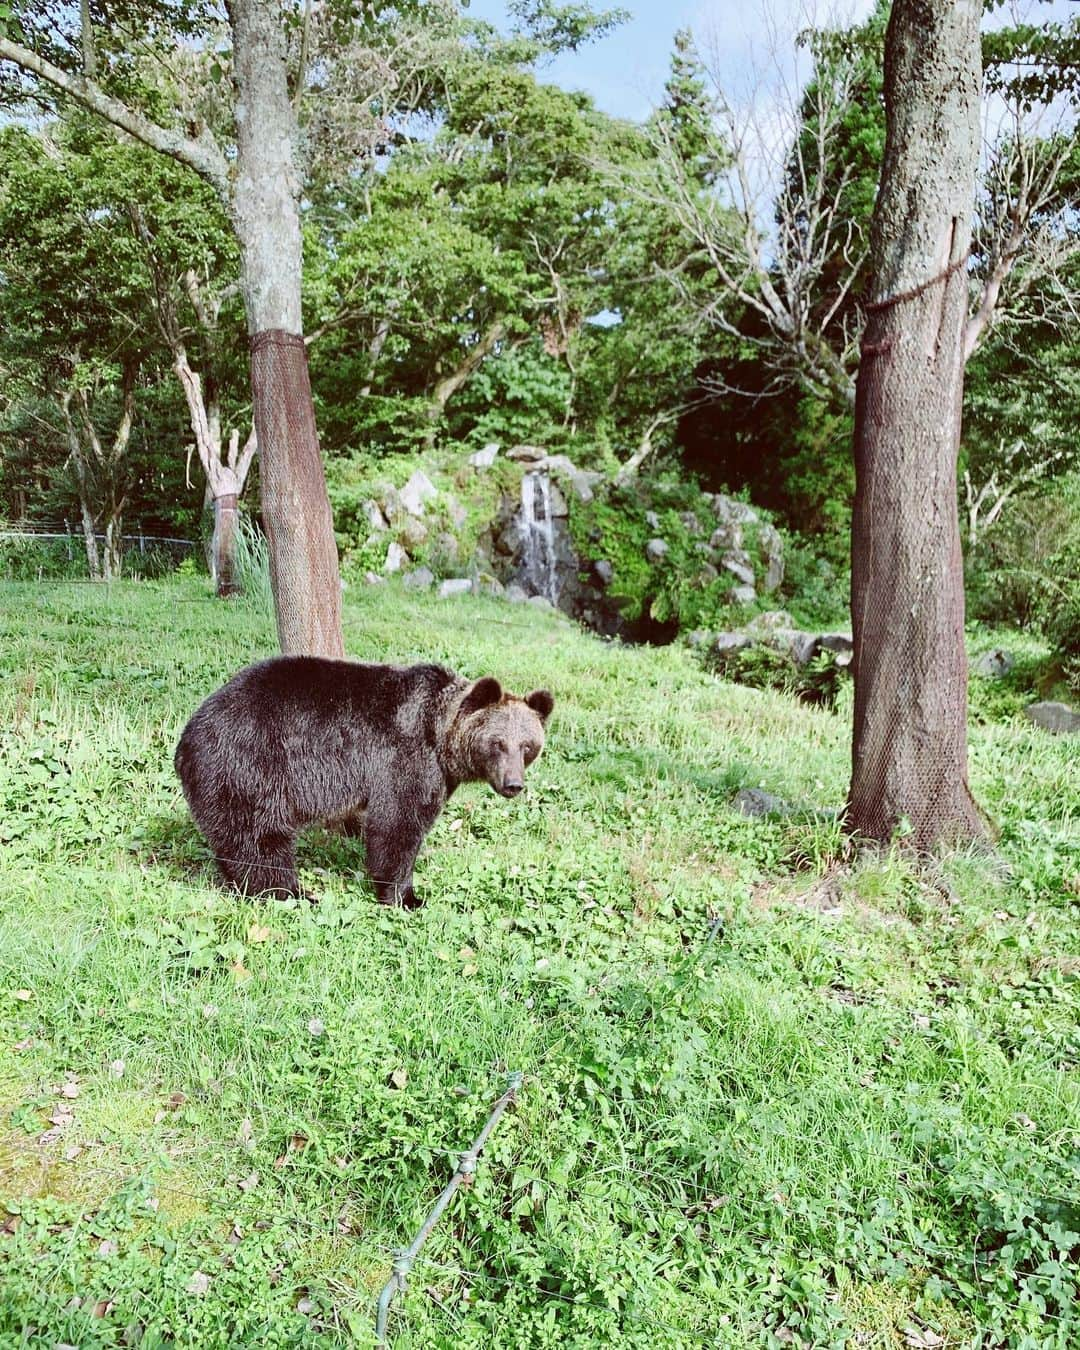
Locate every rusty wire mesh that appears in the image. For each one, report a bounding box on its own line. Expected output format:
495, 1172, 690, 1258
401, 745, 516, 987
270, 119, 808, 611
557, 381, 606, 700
249, 329, 342, 656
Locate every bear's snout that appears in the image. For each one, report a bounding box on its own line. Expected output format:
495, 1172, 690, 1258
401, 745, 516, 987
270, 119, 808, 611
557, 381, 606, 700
499, 778, 524, 797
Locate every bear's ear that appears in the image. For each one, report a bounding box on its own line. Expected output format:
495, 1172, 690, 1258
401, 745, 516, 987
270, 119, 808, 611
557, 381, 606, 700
525, 689, 554, 723
459, 676, 503, 716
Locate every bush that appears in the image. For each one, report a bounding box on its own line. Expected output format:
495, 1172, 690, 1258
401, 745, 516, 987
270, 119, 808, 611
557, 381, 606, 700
703, 641, 851, 709
1041, 541, 1080, 695
966, 477, 1080, 630
0, 531, 86, 580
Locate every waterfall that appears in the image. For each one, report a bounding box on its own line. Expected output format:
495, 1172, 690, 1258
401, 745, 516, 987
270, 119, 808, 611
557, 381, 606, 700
519, 471, 559, 603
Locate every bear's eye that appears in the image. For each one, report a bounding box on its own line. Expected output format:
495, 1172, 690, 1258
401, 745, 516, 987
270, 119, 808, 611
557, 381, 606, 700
523, 742, 537, 763
496, 739, 509, 754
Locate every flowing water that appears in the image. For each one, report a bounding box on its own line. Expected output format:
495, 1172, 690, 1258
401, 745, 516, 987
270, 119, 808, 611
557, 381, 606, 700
518, 471, 559, 603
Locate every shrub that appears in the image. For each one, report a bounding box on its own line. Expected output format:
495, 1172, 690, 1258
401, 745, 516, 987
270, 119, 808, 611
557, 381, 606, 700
966, 477, 1080, 629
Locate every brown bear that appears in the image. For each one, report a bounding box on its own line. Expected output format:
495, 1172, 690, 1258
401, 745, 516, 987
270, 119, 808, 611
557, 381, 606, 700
174, 657, 553, 908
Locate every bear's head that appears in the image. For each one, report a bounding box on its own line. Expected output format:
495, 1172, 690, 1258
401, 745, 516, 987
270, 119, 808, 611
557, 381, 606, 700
454, 677, 554, 797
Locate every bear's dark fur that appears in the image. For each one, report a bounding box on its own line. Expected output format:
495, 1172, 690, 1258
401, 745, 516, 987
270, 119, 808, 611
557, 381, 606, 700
174, 657, 553, 907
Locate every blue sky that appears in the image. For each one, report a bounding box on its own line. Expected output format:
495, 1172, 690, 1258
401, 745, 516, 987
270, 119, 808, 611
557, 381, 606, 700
465, 1, 1079, 127
464, 0, 706, 121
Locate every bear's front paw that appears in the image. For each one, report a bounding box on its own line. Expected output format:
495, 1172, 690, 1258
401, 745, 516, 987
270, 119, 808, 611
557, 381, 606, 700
377, 882, 423, 910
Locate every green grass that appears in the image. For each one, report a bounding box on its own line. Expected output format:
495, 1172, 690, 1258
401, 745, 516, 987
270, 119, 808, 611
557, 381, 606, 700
0, 577, 1078, 1348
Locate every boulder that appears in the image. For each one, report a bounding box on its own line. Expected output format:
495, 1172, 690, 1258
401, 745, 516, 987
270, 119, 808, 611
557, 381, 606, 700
711, 632, 753, 658
749, 610, 795, 632
645, 510, 661, 530
819, 633, 854, 666
679, 511, 703, 536
723, 559, 756, 587
735, 787, 792, 818
438, 578, 473, 599
506, 444, 548, 464
378, 484, 404, 522
536, 453, 601, 503
362, 499, 387, 532
1024, 701, 1080, 735
770, 628, 820, 666
400, 517, 428, 550
434, 531, 460, 563
444, 494, 469, 529
593, 559, 613, 586
384, 541, 407, 573
402, 567, 434, 591
469, 443, 500, 469
973, 647, 1014, 679
696, 563, 719, 585
504, 583, 529, 603
399, 469, 437, 516
729, 584, 757, 605
646, 538, 669, 562
713, 495, 758, 526
757, 523, 784, 593
709, 524, 743, 554
528, 594, 555, 610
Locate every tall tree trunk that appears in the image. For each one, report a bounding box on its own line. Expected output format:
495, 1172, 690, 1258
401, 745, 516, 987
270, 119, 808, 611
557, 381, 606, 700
61, 388, 103, 580
848, 0, 986, 849
228, 0, 343, 657
423, 319, 506, 445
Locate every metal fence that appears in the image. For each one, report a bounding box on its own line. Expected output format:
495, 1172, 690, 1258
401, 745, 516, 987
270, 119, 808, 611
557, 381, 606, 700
0, 526, 198, 580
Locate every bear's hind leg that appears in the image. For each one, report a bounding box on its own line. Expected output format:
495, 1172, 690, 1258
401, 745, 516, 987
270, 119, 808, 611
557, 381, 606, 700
214, 824, 300, 899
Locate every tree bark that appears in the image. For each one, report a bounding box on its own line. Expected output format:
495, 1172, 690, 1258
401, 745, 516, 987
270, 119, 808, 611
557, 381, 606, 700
848, 0, 986, 849
227, 0, 343, 657
424, 319, 507, 444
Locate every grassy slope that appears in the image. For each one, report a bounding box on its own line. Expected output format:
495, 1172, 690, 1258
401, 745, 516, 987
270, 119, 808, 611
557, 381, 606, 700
0, 579, 1077, 1349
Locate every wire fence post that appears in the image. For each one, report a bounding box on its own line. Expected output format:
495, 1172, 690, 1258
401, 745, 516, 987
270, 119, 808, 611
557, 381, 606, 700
374, 1070, 524, 1347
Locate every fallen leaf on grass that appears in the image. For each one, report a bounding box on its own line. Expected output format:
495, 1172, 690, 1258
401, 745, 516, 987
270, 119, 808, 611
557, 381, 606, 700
58, 1080, 80, 1100
238, 1116, 254, 1149
389, 1069, 408, 1090
12, 1038, 34, 1052
91, 1300, 114, 1318
11, 989, 33, 1001
98, 1239, 118, 1256
237, 1172, 260, 1192
109, 1059, 125, 1079
186, 1271, 211, 1296
167, 1092, 187, 1111
230, 960, 253, 984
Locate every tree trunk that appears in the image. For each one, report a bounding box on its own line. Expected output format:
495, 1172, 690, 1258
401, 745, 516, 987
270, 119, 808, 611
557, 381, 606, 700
848, 0, 986, 849
212, 492, 241, 596
227, 0, 343, 657
424, 319, 506, 445
102, 515, 123, 581
76, 487, 102, 580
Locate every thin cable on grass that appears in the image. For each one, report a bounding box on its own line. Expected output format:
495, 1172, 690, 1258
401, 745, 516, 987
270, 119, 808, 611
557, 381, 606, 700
374, 1070, 523, 1347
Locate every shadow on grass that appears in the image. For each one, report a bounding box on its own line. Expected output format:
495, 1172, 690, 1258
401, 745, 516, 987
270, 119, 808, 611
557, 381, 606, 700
135, 811, 372, 895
